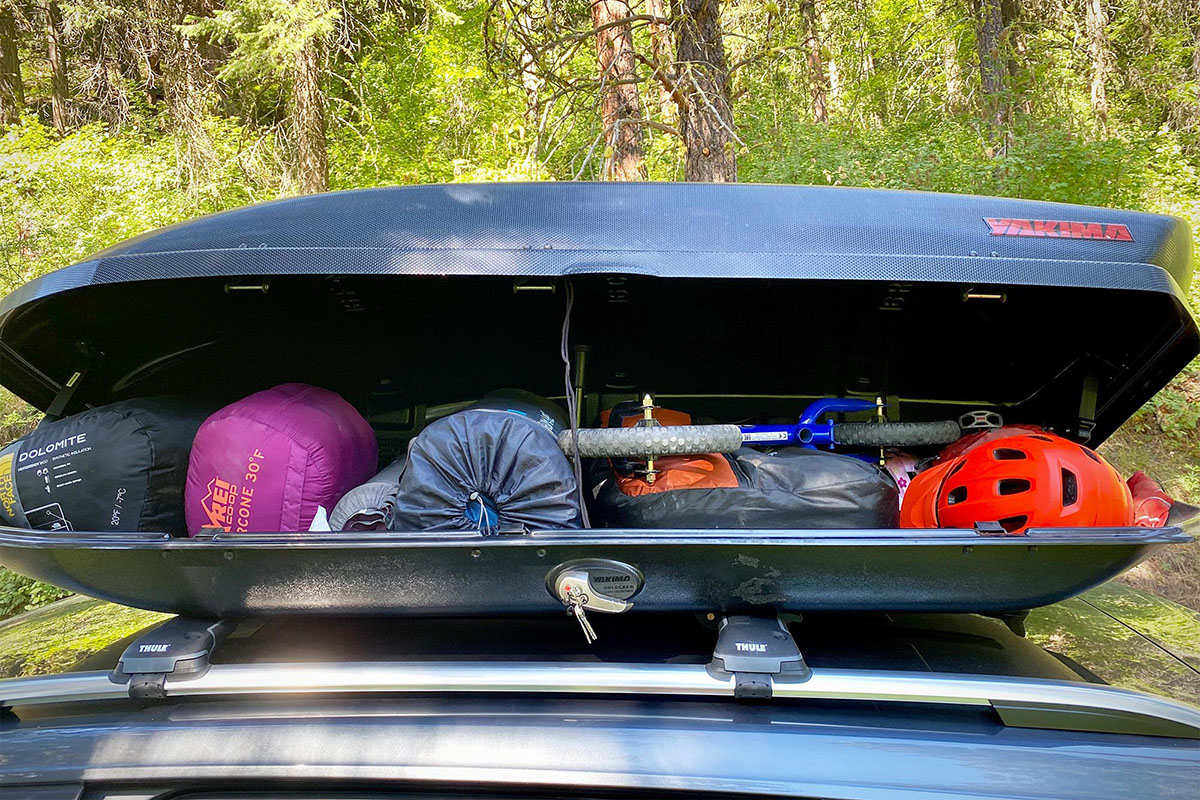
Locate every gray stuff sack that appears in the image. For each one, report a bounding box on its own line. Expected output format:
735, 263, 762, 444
390, 390, 583, 533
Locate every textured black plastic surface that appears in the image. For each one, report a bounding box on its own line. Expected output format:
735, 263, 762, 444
1, 183, 1193, 299
0, 525, 1188, 617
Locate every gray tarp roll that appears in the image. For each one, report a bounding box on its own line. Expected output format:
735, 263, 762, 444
329, 457, 406, 531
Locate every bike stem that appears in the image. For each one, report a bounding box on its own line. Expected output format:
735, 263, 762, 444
738, 398, 878, 449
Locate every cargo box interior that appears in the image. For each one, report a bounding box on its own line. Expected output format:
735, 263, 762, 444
3, 273, 1196, 463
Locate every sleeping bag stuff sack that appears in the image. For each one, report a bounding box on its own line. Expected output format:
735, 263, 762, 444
184, 383, 377, 534
0, 398, 204, 535
391, 389, 583, 533
590, 447, 900, 529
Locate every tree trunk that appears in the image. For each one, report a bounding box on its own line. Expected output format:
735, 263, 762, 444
942, 36, 966, 111
44, 0, 68, 134
1085, 0, 1110, 129
819, 4, 841, 112
513, 9, 542, 119
591, 0, 645, 180
800, 0, 828, 123
169, 1, 219, 193
291, 36, 328, 193
644, 0, 675, 120
970, 0, 1009, 133
1194, 18, 1200, 87
0, 5, 23, 125
672, 0, 735, 182
1002, 0, 1030, 115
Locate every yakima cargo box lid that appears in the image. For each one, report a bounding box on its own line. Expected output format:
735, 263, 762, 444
0, 182, 1195, 444
0, 183, 1196, 620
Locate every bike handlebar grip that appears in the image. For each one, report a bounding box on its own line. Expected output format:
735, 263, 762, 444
558, 425, 744, 459
833, 420, 961, 447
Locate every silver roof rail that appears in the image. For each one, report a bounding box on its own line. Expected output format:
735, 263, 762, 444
3, 661, 1197, 739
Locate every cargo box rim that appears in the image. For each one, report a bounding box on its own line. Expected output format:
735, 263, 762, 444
0, 525, 1189, 550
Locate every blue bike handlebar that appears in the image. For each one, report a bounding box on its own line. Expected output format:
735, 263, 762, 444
739, 398, 877, 448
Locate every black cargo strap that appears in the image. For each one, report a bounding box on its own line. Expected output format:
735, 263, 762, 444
42, 341, 105, 422
41, 370, 86, 423
1076, 369, 1098, 443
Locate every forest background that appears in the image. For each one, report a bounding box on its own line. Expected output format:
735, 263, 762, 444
0, 0, 1197, 616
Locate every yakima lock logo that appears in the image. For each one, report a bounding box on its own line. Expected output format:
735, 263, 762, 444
984, 217, 1134, 241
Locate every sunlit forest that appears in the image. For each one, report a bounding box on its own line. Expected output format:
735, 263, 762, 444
0, 0, 1197, 611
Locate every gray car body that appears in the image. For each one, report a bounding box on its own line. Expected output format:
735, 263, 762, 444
3, 694, 1199, 800
3, 604, 1199, 800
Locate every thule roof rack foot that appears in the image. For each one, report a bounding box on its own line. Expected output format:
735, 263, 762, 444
707, 615, 811, 700
111, 617, 231, 700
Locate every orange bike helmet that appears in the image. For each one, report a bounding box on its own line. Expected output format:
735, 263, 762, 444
900, 432, 1133, 533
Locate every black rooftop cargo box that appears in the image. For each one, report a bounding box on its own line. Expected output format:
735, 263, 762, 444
0, 183, 1196, 618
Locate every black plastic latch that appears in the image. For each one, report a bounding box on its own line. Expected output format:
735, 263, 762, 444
112, 617, 229, 699
707, 616, 811, 700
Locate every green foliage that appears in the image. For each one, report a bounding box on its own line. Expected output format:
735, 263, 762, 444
0, 568, 72, 620
0, 116, 280, 296
0, 388, 39, 446
183, 0, 341, 81
326, 8, 539, 186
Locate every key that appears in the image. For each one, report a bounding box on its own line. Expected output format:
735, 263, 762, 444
553, 568, 632, 644
568, 595, 598, 643
553, 570, 632, 614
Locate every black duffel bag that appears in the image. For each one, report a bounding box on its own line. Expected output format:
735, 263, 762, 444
590, 447, 899, 529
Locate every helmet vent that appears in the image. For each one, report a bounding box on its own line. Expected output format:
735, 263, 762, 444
998, 478, 1032, 495
1061, 468, 1079, 505
1081, 448, 1102, 464
993, 448, 1027, 461
1028, 435, 1053, 442
947, 486, 968, 505
998, 515, 1028, 533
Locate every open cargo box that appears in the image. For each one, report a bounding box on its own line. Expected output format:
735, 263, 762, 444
0, 183, 1196, 618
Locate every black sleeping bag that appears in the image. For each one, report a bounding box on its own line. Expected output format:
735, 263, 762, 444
590, 447, 900, 529
0, 398, 204, 535
391, 390, 583, 532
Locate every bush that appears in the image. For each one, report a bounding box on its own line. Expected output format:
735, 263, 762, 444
0, 568, 72, 620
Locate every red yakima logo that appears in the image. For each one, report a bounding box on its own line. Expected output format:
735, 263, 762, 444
984, 218, 1134, 241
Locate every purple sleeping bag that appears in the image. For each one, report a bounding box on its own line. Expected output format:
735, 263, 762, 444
185, 384, 377, 535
